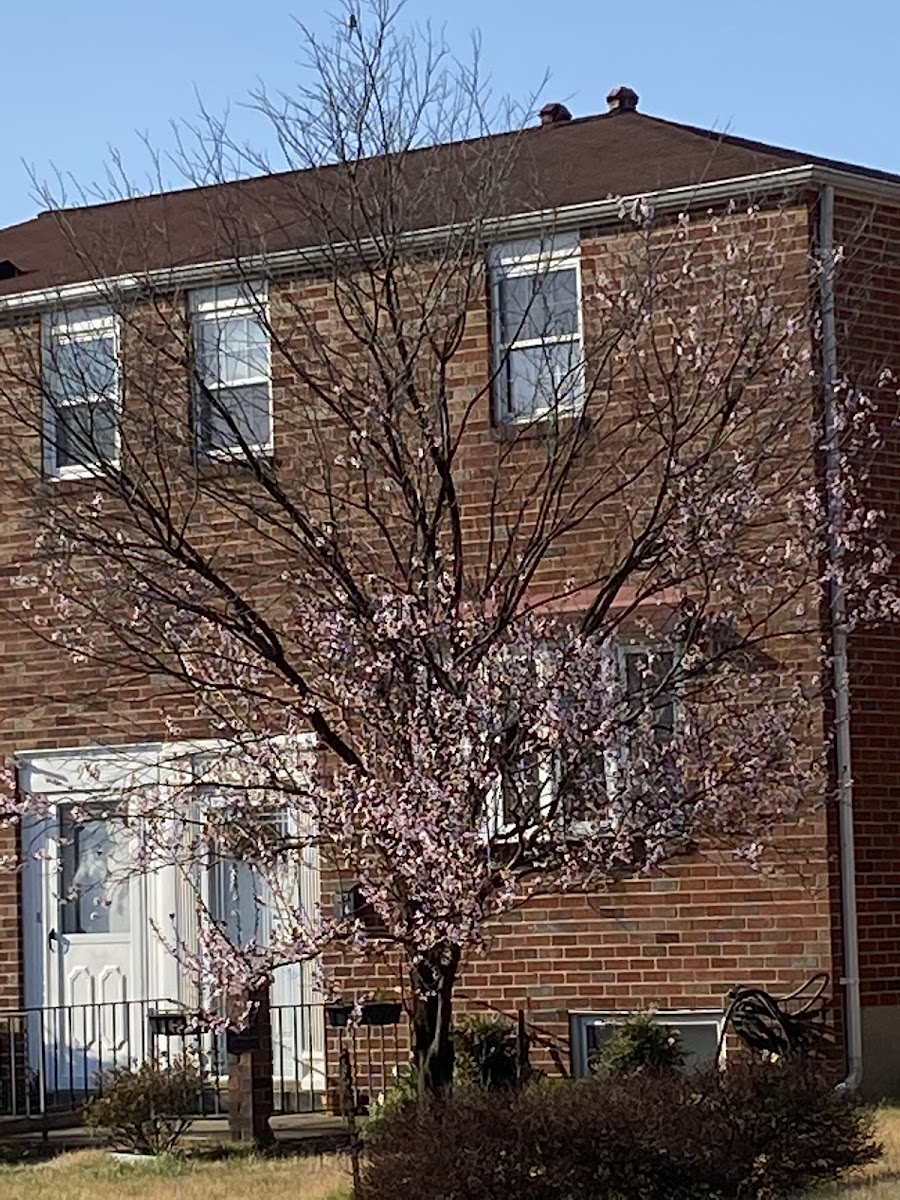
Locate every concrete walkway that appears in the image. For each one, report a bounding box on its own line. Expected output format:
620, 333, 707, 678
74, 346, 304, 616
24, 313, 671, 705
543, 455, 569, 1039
0, 1111, 351, 1155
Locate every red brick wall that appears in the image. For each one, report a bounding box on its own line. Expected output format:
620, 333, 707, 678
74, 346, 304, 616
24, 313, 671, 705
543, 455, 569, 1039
320, 201, 839, 1070
835, 195, 900, 1011
326, 833, 834, 1075
0, 199, 838, 1073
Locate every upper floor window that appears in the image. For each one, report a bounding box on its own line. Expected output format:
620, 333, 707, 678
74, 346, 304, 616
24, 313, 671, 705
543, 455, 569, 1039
491, 234, 583, 423
191, 282, 272, 455
43, 307, 120, 478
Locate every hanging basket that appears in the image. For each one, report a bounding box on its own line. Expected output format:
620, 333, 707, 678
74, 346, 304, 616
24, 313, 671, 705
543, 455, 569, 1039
325, 1001, 403, 1028
360, 1001, 403, 1026
147, 1010, 190, 1038
325, 1003, 354, 1028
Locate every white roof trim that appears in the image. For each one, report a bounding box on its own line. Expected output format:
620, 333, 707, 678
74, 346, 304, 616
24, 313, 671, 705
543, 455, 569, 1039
1, 162, 898, 317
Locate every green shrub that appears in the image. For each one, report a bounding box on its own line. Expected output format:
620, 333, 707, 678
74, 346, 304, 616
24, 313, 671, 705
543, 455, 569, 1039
453, 1013, 521, 1090
589, 1009, 686, 1076
369, 1013, 524, 1124
367, 1062, 419, 1125
84, 1054, 202, 1154
359, 1058, 880, 1200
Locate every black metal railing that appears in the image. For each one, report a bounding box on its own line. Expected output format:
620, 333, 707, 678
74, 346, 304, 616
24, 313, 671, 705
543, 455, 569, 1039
0, 998, 407, 1121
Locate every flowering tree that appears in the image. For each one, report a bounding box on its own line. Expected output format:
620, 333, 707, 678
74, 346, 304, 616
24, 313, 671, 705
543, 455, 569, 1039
1, 0, 898, 1101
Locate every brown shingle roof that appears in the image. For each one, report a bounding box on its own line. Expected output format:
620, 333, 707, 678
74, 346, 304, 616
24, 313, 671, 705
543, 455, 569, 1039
0, 108, 895, 301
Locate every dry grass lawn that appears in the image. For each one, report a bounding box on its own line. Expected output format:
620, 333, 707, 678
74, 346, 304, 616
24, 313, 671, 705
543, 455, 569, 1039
0, 1108, 897, 1199
0, 1148, 352, 1200
807, 1104, 900, 1198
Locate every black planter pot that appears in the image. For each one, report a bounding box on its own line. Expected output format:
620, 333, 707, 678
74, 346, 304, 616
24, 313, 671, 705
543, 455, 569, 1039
226, 1026, 260, 1055
325, 1001, 403, 1028
360, 1001, 403, 1026
325, 1003, 354, 1028
147, 1010, 190, 1037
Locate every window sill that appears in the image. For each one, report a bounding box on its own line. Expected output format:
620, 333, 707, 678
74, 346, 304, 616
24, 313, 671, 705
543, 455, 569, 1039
199, 442, 274, 461
45, 460, 118, 483
492, 404, 588, 441
194, 444, 275, 473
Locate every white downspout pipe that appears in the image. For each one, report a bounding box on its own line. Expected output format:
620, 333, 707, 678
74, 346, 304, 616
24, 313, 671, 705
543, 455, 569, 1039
818, 183, 863, 1091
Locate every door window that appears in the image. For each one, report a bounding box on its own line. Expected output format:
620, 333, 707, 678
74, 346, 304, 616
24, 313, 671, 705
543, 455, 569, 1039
59, 806, 131, 935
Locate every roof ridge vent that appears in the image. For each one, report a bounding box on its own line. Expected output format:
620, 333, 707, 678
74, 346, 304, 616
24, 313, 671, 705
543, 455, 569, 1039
539, 102, 573, 126
606, 86, 639, 114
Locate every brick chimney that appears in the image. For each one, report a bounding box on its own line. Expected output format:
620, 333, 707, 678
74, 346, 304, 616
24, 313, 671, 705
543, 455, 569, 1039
606, 86, 639, 114
540, 102, 573, 126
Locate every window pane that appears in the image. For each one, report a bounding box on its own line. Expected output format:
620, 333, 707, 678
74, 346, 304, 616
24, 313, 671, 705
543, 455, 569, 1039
504, 342, 582, 418
200, 383, 271, 450
198, 313, 268, 385
582, 1018, 718, 1076
208, 857, 261, 948
584, 1022, 614, 1072
499, 268, 578, 343
60, 807, 131, 935
501, 754, 546, 829
54, 399, 118, 468
678, 1023, 719, 1068
51, 333, 117, 403
624, 650, 676, 742
206, 809, 290, 948
498, 274, 532, 343
538, 269, 579, 337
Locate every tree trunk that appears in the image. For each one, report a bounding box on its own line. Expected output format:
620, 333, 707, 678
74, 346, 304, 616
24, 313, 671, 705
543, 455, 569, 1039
409, 948, 460, 1100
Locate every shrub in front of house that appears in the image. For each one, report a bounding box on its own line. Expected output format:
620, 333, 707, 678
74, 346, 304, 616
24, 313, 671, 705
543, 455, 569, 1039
369, 1012, 527, 1124
453, 1013, 524, 1090
84, 1054, 202, 1155
358, 1058, 880, 1200
588, 1009, 686, 1077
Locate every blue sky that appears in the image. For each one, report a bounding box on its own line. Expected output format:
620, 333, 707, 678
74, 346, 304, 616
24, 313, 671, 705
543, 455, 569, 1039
2, 0, 898, 229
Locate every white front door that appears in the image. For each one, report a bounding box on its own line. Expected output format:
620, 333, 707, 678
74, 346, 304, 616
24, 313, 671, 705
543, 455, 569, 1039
23, 802, 152, 1093
49, 804, 141, 1007
19, 747, 165, 1095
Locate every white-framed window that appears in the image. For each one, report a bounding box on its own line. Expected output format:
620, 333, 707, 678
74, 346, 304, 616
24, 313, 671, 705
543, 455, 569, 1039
488, 639, 678, 839
190, 281, 272, 455
43, 307, 120, 478
494, 744, 558, 836
490, 233, 584, 423
570, 1010, 723, 1077
618, 643, 677, 750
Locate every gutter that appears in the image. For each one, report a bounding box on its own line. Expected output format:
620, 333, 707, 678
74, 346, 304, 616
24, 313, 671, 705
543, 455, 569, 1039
818, 183, 863, 1092
3, 161, 899, 319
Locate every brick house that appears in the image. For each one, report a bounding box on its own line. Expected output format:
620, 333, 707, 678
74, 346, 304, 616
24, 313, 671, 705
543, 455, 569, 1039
1, 86, 900, 1105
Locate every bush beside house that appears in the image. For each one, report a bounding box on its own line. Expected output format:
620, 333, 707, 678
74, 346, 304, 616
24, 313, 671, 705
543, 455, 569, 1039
360, 1060, 880, 1200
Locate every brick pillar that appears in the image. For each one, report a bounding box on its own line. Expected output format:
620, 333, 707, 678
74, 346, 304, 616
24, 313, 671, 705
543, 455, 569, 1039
227, 985, 275, 1147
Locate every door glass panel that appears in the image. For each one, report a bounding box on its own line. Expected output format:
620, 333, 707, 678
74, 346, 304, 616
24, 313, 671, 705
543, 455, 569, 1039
207, 856, 261, 948
59, 806, 131, 934
206, 810, 294, 946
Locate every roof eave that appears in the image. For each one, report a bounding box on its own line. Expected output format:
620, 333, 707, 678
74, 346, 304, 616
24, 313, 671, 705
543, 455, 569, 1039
0, 162, 893, 316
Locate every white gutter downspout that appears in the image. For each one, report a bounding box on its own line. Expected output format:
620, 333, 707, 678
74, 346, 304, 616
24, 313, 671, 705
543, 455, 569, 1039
819, 183, 863, 1092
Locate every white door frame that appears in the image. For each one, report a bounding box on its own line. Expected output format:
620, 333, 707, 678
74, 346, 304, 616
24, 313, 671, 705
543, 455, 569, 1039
18, 737, 324, 1094
19, 746, 167, 1013
19, 749, 162, 1093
